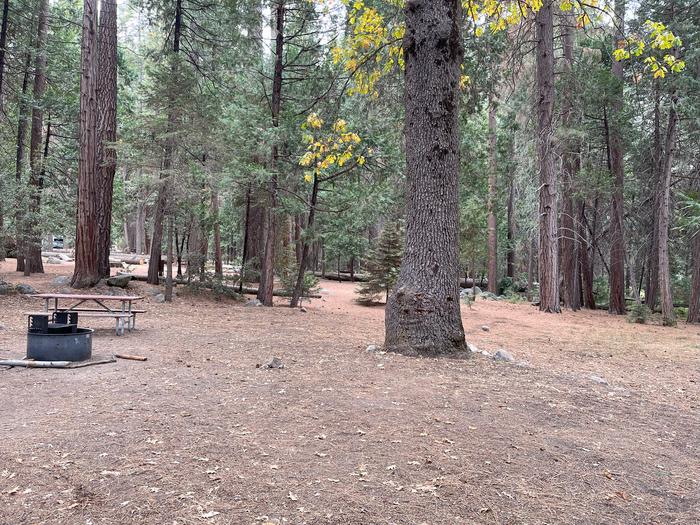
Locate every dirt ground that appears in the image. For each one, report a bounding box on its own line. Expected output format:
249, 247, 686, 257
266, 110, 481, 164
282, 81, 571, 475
1, 260, 698, 525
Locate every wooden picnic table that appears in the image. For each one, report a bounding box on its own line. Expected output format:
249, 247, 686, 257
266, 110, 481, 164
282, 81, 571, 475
30, 293, 145, 336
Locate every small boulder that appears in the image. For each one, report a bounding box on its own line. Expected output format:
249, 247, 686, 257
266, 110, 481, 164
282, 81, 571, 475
366, 344, 380, 353
52, 275, 71, 286
480, 325, 490, 332
15, 283, 36, 295
46, 257, 63, 265
107, 274, 132, 288
493, 349, 515, 363
245, 299, 263, 307
479, 291, 498, 301
154, 293, 166, 303
264, 357, 284, 369
473, 286, 482, 295
590, 375, 609, 385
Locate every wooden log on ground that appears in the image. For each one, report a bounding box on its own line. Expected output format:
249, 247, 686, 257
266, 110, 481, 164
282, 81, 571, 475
240, 286, 321, 299
115, 353, 147, 362
313, 272, 369, 282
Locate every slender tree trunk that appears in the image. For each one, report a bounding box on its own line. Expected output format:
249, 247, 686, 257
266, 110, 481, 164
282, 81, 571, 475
165, 217, 174, 302
290, 176, 318, 308
506, 168, 515, 279
147, 0, 181, 285
257, 0, 284, 306
646, 82, 662, 309
607, 0, 627, 315
212, 188, 223, 278
536, 0, 560, 313
72, 0, 101, 288
240, 184, 251, 291
486, 93, 498, 293
24, 0, 50, 276
658, 93, 678, 326
96, 0, 118, 278
560, 13, 579, 310
0, 0, 9, 260
578, 201, 596, 308
14, 51, 32, 273
384, 0, 467, 357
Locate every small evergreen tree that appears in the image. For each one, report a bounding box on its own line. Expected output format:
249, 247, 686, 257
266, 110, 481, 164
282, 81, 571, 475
356, 221, 403, 304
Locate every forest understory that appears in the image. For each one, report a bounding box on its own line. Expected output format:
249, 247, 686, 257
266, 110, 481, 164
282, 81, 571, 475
1, 262, 698, 525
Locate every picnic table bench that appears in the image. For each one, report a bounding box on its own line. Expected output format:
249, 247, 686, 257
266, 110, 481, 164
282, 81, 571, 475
29, 293, 145, 336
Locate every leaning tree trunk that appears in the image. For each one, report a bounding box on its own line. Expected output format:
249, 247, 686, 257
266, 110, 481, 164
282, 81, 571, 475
658, 93, 678, 326
24, 0, 50, 276
535, 0, 560, 313
384, 0, 467, 357
257, 0, 284, 307
486, 92, 498, 294
72, 0, 100, 288
147, 0, 181, 285
607, 0, 627, 315
96, 0, 118, 278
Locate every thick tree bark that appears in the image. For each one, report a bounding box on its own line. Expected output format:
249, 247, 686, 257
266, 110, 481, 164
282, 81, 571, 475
646, 82, 662, 309
607, 0, 627, 315
384, 0, 467, 357
560, 13, 579, 310
658, 93, 678, 326
72, 0, 100, 288
535, 0, 560, 313
257, 0, 284, 306
486, 93, 498, 293
96, 0, 118, 278
147, 0, 182, 285
578, 201, 596, 309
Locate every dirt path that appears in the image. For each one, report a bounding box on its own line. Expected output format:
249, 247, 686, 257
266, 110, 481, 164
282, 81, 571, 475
1, 261, 698, 524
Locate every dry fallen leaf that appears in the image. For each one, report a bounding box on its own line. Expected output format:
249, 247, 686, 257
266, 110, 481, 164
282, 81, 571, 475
288, 492, 298, 501
201, 510, 220, 519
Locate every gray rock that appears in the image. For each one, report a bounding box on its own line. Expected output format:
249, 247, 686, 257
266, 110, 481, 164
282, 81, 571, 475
467, 342, 480, 353
52, 276, 71, 286
590, 375, 609, 385
15, 283, 36, 295
146, 287, 162, 296
264, 357, 284, 369
299, 307, 308, 313
480, 325, 490, 332
107, 274, 132, 288
154, 293, 166, 303
245, 299, 263, 307
46, 257, 63, 265
473, 286, 482, 295
493, 349, 515, 363
366, 344, 380, 353
479, 291, 498, 301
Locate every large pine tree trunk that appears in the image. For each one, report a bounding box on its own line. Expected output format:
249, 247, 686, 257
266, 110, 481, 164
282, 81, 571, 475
486, 93, 498, 294
72, 0, 100, 288
384, 0, 467, 357
257, 0, 284, 307
560, 13, 579, 310
658, 94, 678, 326
147, 0, 182, 285
506, 169, 515, 279
535, 0, 560, 313
607, 0, 627, 315
96, 0, 118, 278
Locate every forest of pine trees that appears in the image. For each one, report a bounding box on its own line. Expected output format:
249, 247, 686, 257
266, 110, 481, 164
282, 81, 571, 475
0, 0, 698, 352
